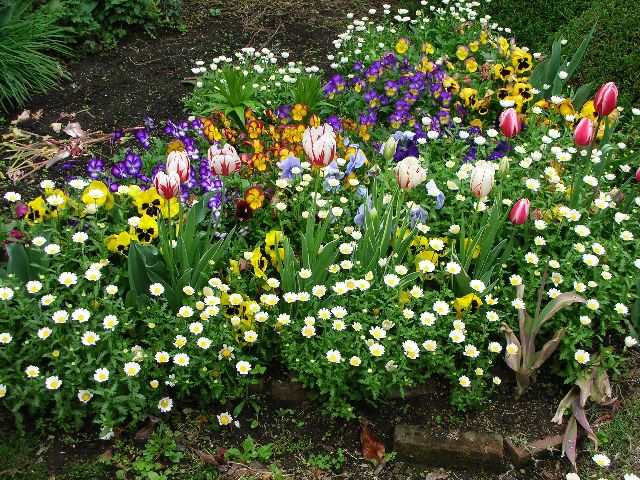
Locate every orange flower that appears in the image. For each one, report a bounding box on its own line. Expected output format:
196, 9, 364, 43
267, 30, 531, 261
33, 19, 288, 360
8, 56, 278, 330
244, 186, 265, 210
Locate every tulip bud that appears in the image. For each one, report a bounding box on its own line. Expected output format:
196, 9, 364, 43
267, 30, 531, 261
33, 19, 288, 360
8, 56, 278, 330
208, 144, 242, 176
469, 160, 496, 197
499, 108, 522, 138
594, 82, 618, 117
166, 150, 191, 184
509, 198, 530, 225
573, 117, 594, 147
381, 137, 398, 161
154, 171, 181, 199
498, 156, 510, 178
302, 124, 337, 167
394, 156, 427, 190
636, 167, 640, 183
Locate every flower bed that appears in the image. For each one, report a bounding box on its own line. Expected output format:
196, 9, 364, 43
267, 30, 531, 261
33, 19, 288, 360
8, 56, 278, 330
1, 1, 639, 474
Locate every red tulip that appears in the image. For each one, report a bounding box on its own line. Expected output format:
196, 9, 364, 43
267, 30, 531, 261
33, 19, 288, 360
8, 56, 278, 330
154, 171, 180, 199
636, 167, 640, 183
594, 82, 618, 117
573, 117, 594, 147
166, 150, 190, 184
499, 108, 522, 138
509, 198, 530, 225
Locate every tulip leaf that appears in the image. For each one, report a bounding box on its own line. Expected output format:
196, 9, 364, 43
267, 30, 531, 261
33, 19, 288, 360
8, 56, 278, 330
6, 243, 32, 283
571, 83, 593, 111
566, 22, 597, 79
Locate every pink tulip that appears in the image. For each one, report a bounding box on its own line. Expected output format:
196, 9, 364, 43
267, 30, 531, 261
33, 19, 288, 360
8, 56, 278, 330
509, 198, 530, 225
166, 150, 191, 184
573, 117, 594, 147
302, 124, 337, 167
499, 108, 522, 138
208, 144, 242, 176
636, 167, 640, 183
594, 82, 618, 117
154, 171, 180, 199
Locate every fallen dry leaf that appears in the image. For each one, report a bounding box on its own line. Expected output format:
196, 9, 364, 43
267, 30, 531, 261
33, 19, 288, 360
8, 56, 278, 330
134, 415, 161, 441
190, 446, 227, 466
425, 469, 449, 480
100, 448, 113, 461
360, 423, 385, 463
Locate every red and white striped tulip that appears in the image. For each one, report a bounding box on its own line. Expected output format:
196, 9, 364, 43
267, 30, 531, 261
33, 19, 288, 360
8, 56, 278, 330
469, 160, 496, 197
166, 150, 191, 184
302, 124, 337, 167
208, 144, 242, 176
499, 108, 522, 138
509, 198, 530, 225
594, 82, 618, 117
154, 171, 181, 199
573, 117, 594, 147
394, 156, 427, 190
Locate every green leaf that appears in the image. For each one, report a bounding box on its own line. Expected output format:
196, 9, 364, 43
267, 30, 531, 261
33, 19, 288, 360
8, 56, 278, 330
6, 244, 31, 283
565, 22, 597, 79
571, 83, 593, 111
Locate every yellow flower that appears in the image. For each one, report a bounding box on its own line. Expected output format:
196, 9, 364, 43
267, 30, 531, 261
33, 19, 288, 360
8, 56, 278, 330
81, 181, 114, 210
459, 88, 478, 107
291, 103, 308, 122
105, 231, 131, 255
26, 196, 47, 225
244, 186, 265, 210
396, 38, 410, 54
422, 42, 435, 55
456, 46, 469, 61
264, 230, 285, 268
250, 248, 269, 280
131, 187, 178, 218
415, 250, 439, 268
166, 139, 186, 153
511, 47, 533, 73
454, 293, 483, 316
129, 215, 158, 244
465, 58, 478, 73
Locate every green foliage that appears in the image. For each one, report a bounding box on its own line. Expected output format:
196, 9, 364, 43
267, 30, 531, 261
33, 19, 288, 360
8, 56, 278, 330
483, 0, 639, 109
303, 449, 347, 471
0, 0, 71, 111
110, 424, 184, 479
225, 436, 274, 464
40, 0, 182, 51
187, 68, 263, 127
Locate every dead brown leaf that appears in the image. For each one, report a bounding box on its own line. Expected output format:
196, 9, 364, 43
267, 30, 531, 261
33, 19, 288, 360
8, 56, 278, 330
360, 423, 385, 463
134, 415, 161, 441
190, 446, 227, 466
425, 469, 449, 480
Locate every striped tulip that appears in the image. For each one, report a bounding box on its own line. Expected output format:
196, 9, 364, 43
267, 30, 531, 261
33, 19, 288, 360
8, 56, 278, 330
509, 198, 530, 225
573, 117, 594, 147
499, 108, 522, 138
469, 160, 496, 197
302, 124, 337, 167
394, 156, 426, 190
594, 82, 618, 117
208, 144, 242, 176
154, 171, 180, 199
166, 150, 191, 184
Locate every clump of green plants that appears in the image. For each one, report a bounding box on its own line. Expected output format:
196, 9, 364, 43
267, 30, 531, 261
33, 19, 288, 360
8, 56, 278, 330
0, 0, 71, 111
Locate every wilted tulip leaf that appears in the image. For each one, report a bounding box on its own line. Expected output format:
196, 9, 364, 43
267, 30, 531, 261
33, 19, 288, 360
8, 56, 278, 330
191, 446, 227, 466
360, 423, 385, 463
